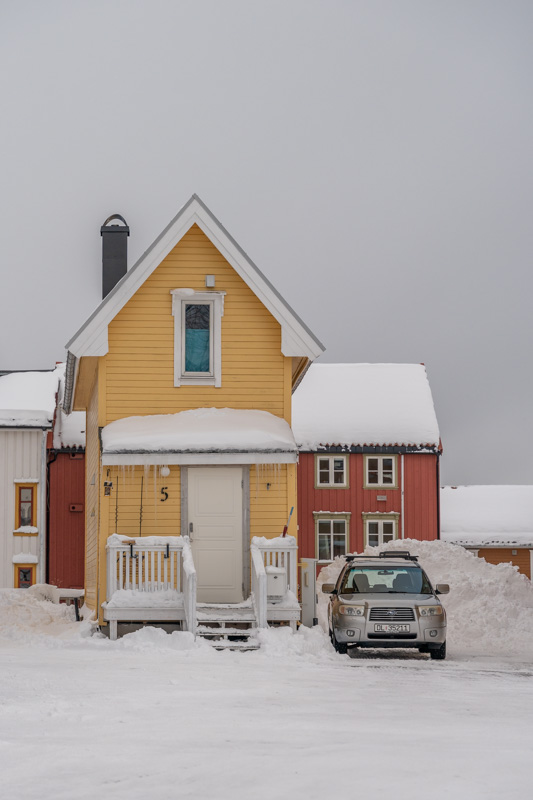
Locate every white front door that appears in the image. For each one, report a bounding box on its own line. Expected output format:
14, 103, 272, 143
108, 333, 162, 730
188, 467, 243, 603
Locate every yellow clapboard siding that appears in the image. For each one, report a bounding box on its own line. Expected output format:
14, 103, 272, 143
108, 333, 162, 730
105, 225, 286, 422
105, 465, 181, 538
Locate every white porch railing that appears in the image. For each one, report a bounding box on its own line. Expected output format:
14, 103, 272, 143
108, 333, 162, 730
250, 545, 267, 628
251, 536, 299, 628
105, 535, 197, 633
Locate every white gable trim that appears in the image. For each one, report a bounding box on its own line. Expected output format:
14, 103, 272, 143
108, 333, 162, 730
66, 195, 324, 360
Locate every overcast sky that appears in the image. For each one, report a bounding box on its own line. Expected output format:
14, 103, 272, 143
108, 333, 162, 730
1, 0, 532, 486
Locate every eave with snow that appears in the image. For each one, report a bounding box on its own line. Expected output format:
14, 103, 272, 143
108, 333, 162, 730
101, 408, 298, 466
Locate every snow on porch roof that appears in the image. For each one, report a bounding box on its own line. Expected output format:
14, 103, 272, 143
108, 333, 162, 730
101, 408, 298, 465
292, 363, 440, 449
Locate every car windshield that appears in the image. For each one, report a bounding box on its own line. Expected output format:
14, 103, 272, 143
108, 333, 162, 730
339, 566, 432, 594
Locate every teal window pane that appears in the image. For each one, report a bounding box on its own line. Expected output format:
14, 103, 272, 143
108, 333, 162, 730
185, 304, 210, 372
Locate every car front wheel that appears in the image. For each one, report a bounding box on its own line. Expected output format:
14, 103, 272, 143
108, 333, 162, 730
330, 628, 348, 655
430, 641, 446, 660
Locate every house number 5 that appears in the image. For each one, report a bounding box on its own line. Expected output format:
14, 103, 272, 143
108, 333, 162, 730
160, 487, 169, 502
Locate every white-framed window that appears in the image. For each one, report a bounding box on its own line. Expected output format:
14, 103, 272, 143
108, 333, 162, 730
363, 515, 399, 548
364, 455, 397, 488
315, 455, 348, 488
171, 289, 225, 387
314, 513, 350, 561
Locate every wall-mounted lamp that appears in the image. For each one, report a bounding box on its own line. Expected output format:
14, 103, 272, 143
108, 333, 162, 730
104, 480, 113, 496
266, 483, 271, 491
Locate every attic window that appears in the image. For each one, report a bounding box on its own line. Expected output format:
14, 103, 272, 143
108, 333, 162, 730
171, 289, 225, 387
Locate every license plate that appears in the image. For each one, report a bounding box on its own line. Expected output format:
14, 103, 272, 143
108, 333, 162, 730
374, 624, 410, 633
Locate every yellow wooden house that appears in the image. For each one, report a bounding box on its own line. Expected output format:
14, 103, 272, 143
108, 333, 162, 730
63, 195, 324, 644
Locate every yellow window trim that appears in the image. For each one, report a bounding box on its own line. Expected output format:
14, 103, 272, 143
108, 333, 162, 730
15, 483, 38, 529
14, 564, 36, 588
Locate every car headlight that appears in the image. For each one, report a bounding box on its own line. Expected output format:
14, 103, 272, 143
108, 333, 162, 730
339, 605, 365, 617
417, 605, 444, 617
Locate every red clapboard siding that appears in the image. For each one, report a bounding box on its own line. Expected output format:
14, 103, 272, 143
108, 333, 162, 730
48, 452, 85, 589
297, 452, 439, 561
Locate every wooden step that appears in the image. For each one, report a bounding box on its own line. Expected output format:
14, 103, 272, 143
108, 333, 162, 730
205, 639, 260, 651
197, 626, 256, 637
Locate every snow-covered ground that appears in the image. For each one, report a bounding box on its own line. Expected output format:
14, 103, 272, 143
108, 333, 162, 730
1, 543, 532, 800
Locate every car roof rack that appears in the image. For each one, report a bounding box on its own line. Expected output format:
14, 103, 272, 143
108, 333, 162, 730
379, 551, 418, 562
344, 551, 419, 563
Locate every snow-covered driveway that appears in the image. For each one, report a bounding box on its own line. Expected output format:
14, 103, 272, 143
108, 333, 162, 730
0, 628, 531, 800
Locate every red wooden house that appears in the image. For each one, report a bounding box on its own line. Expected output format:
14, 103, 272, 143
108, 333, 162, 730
293, 364, 441, 565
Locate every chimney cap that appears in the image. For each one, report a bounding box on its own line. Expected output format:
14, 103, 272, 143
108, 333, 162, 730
101, 214, 129, 234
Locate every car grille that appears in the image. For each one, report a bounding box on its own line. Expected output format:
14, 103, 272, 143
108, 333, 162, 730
369, 607, 415, 621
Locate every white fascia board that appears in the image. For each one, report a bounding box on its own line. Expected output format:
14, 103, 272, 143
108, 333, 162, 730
102, 451, 298, 466
66, 196, 324, 361
193, 213, 324, 360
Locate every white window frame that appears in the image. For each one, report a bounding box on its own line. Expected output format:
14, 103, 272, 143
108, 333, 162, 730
313, 512, 350, 563
364, 455, 397, 488
315, 455, 348, 488
171, 289, 225, 387
363, 514, 399, 548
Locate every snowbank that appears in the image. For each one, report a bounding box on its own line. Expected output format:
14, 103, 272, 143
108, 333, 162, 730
441, 485, 533, 546
317, 539, 533, 658
0, 589, 77, 640
101, 408, 297, 454
293, 363, 440, 449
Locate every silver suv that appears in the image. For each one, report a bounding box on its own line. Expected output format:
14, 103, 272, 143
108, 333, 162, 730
323, 551, 449, 660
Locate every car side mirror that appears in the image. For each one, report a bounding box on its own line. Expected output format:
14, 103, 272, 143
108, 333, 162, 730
322, 583, 336, 594
435, 584, 450, 595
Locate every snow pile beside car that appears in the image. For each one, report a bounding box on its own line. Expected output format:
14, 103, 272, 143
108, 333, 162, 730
317, 539, 533, 658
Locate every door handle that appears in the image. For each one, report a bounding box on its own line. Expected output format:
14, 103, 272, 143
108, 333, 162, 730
189, 522, 193, 541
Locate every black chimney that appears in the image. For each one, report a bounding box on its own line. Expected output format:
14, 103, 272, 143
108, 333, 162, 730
101, 214, 129, 298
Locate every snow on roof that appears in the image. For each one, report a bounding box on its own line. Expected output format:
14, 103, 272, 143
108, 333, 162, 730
441, 486, 533, 547
0, 369, 60, 428
101, 408, 297, 455
53, 364, 85, 449
292, 363, 440, 449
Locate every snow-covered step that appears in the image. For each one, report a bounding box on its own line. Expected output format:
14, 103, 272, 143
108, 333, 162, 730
196, 603, 256, 623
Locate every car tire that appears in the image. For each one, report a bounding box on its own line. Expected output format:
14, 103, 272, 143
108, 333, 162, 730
330, 629, 348, 655
429, 641, 446, 660
418, 645, 429, 654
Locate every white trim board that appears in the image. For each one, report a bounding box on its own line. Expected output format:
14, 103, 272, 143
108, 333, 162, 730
101, 452, 298, 466
66, 195, 324, 361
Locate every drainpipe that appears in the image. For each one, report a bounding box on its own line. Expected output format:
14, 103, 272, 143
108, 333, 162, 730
39, 430, 47, 583
45, 448, 59, 583
436, 452, 441, 540
401, 454, 405, 539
